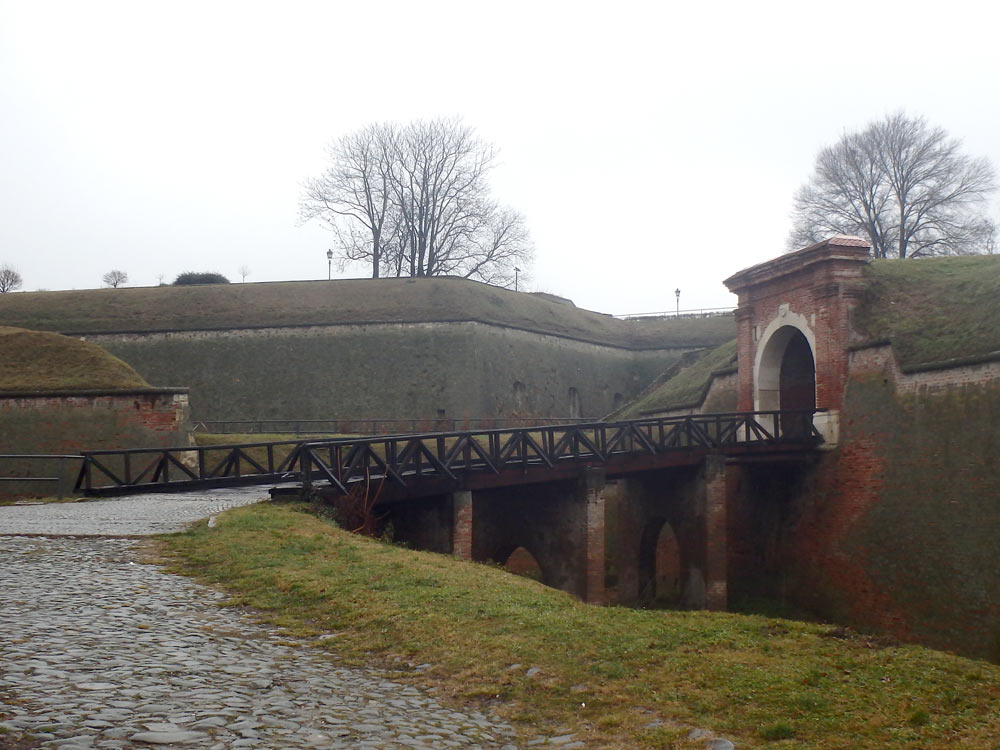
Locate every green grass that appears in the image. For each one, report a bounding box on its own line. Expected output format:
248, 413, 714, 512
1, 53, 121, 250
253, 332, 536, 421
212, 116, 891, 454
0, 496, 82, 506
0, 327, 149, 392
161, 502, 1000, 749
616, 339, 738, 417
854, 256, 1000, 368
0, 277, 735, 350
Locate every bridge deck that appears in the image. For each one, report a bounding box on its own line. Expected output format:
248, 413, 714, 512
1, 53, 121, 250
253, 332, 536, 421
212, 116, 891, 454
75, 411, 823, 498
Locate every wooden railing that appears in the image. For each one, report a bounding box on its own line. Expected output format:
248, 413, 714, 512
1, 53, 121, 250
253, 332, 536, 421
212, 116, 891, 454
1, 454, 84, 500
73, 411, 823, 497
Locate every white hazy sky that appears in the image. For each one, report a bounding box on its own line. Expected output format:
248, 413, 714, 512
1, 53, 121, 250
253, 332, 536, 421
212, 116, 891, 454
1, 0, 998, 315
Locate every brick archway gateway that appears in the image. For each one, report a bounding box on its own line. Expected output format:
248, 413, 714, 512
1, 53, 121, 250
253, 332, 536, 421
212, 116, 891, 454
754, 319, 817, 413
725, 235, 872, 445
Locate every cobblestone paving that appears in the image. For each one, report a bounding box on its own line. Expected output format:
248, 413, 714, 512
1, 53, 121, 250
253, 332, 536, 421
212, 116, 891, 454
0, 492, 522, 749
0, 489, 268, 537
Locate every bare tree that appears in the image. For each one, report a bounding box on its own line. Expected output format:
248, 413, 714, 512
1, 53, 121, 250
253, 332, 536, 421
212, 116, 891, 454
301, 123, 396, 278
789, 112, 996, 258
301, 118, 533, 285
984, 219, 998, 255
102, 269, 128, 288
238, 264, 251, 282
0, 264, 22, 293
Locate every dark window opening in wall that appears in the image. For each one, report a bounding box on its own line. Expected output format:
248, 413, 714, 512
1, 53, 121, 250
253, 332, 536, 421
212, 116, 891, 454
513, 380, 526, 413
568, 387, 581, 419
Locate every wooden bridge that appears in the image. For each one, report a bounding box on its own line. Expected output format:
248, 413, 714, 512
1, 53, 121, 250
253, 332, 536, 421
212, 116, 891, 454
71, 410, 824, 610
74, 410, 823, 497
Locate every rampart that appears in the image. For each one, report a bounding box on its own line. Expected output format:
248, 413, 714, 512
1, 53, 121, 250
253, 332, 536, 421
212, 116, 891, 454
0, 277, 734, 423
85, 322, 695, 422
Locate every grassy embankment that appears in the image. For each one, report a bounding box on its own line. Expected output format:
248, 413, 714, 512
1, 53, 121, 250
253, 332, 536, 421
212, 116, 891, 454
162, 502, 1000, 750
615, 340, 738, 419
854, 255, 1000, 367
0, 326, 149, 392
0, 277, 734, 351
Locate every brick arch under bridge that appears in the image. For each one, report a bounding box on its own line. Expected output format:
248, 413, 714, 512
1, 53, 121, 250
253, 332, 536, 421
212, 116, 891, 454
382, 459, 735, 609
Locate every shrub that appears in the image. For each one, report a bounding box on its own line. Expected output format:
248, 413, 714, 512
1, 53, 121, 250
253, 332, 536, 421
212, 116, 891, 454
173, 271, 230, 285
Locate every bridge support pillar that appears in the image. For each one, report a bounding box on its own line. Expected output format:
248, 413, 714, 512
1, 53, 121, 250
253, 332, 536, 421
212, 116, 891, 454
451, 490, 474, 561
580, 467, 607, 605
703, 455, 733, 611
612, 457, 734, 611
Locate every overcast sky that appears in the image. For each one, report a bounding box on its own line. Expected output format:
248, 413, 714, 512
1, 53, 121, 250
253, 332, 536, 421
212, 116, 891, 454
1, 0, 997, 315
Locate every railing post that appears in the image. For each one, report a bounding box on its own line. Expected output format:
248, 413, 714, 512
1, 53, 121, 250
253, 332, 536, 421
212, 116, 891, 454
57, 455, 66, 501
301, 446, 312, 488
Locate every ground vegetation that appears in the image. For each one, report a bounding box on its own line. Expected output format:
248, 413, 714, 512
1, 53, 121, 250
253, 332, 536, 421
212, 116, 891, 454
0, 327, 148, 391
162, 502, 1000, 749
173, 272, 230, 285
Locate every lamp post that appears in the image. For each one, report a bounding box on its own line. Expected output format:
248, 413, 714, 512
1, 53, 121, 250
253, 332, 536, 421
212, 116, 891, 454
514, 266, 521, 292
326, 249, 333, 281
675, 288, 680, 316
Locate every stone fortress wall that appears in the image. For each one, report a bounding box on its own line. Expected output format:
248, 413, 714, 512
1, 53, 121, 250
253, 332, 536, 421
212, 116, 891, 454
0, 277, 735, 425
87, 322, 694, 424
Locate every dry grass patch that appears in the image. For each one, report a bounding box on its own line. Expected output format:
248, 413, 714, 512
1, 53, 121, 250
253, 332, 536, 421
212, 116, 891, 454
161, 502, 1000, 749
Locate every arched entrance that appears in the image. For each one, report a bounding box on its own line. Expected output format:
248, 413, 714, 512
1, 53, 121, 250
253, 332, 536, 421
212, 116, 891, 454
755, 324, 817, 412
755, 323, 816, 434
637, 518, 681, 607
779, 332, 816, 412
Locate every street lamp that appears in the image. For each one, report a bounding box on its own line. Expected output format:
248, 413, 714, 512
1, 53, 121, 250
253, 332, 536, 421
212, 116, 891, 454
326, 249, 333, 281
675, 288, 681, 316
514, 266, 521, 292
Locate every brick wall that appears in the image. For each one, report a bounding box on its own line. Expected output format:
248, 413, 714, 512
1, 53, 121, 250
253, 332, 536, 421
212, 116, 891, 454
785, 352, 1000, 659
0, 388, 192, 496
721, 239, 1000, 659
724, 237, 870, 420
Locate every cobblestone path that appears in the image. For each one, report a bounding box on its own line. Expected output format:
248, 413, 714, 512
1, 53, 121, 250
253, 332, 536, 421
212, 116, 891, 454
0, 492, 520, 749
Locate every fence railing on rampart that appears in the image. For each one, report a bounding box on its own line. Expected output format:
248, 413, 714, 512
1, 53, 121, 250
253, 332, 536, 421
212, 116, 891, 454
0, 454, 85, 500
